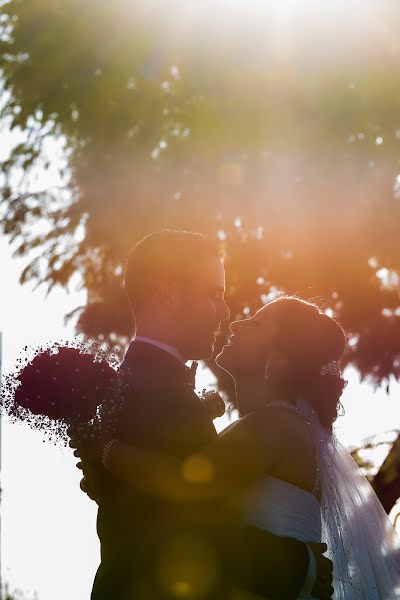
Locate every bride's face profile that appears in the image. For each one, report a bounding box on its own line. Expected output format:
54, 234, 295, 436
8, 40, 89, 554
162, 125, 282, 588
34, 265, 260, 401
216, 305, 278, 378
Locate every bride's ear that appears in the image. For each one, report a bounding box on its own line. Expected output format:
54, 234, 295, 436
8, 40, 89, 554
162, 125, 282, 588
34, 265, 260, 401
264, 353, 289, 379
264, 362, 269, 380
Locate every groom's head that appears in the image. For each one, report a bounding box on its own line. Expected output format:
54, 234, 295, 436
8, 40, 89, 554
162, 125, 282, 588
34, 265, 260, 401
124, 230, 230, 360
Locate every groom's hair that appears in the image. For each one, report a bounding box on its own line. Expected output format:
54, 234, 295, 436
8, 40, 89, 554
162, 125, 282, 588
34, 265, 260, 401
124, 229, 222, 315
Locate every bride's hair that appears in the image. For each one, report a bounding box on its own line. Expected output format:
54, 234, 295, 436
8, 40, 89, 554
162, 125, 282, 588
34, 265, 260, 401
265, 296, 347, 431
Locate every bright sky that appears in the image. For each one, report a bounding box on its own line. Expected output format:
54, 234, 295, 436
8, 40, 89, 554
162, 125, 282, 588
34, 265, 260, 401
1, 234, 400, 600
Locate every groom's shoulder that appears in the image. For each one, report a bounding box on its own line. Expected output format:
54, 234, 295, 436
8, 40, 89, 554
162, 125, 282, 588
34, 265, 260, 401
116, 365, 165, 409
119, 345, 160, 389
112, 369, 170, 444
119, 341, 189, 395
118, 360, 175, 398
116, 354, 182, 417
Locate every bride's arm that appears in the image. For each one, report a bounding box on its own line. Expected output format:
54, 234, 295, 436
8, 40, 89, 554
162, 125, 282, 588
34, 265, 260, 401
105, 442, 215, 500
100, 409, 281, 501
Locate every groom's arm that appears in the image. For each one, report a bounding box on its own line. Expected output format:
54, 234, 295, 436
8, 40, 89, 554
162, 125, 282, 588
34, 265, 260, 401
73, 447, 332, 599
229, 525, 309, 600
231, 526, 332, 600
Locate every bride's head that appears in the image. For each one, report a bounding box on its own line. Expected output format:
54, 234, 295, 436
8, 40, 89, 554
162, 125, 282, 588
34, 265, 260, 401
216, 296, 347, 429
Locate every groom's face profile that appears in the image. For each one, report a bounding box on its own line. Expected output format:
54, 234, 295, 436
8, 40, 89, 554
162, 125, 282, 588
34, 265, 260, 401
174, 256, 230, 360
125, 232, 230, 360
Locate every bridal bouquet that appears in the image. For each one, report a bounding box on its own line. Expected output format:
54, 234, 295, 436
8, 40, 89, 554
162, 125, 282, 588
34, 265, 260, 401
0, 342, 121, 445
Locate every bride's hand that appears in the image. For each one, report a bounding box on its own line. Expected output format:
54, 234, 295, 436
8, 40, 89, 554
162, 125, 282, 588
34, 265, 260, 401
67, 424, 105, 464
68, 427, 103, 503
70, 439, 104, 464
309, 542, 334, 599
74, 463, 100, 504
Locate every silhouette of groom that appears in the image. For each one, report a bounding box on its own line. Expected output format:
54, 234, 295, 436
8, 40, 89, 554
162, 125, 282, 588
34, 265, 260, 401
76, 230, 333, 600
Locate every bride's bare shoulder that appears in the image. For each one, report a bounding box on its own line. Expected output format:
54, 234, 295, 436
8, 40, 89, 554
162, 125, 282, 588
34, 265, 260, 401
228, 403, 309, 442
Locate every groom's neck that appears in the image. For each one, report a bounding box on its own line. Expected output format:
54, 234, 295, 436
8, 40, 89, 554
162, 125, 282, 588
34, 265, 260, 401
135, 324, 186, 359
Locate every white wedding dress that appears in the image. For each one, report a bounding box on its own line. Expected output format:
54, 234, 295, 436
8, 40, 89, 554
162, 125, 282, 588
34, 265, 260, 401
244, 474, 321, 599
242, 400, 400, 600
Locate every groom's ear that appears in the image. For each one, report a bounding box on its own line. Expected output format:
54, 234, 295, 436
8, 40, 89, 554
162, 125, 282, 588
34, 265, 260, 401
155, 279, 181, 310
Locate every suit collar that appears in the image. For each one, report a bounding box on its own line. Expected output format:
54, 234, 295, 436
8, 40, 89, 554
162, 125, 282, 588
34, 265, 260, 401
121, 339, 190, 385
134, 336, 185, 364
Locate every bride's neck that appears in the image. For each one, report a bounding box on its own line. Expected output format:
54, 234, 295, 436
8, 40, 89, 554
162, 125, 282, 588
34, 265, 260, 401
235, 378, 265, 417
235, 377, 297, 417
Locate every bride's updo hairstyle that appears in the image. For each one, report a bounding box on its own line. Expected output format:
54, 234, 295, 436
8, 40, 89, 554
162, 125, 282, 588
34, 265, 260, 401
264, 296, 347, 431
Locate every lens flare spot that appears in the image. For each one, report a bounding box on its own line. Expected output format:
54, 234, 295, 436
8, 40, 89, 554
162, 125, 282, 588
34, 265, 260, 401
171, 581, 192, 597
181, 454, 214, 483
158, 534, 219, 598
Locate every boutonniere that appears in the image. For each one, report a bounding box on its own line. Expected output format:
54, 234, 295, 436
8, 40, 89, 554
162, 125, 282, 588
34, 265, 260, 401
199, 389, 226, 420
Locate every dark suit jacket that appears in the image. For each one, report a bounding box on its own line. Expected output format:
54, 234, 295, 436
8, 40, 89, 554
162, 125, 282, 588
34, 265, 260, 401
91, 341, 309, 600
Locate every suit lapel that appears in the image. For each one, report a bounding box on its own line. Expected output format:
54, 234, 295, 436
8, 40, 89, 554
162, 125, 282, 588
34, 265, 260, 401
118, 341, 217, 454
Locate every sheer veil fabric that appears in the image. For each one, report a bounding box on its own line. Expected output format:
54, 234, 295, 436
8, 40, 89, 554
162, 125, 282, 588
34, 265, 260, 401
297, 398, 400, 599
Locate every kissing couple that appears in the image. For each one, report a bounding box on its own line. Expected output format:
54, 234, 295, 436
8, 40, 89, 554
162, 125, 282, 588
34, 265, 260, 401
72, 229, 400, 600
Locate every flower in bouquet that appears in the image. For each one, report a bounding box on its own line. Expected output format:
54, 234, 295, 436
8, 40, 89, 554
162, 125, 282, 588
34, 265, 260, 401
1, 342, 120, 444
199, 388, 226, 420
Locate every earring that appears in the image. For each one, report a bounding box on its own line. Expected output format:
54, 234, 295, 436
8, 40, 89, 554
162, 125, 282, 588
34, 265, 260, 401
264, 362, 269, 380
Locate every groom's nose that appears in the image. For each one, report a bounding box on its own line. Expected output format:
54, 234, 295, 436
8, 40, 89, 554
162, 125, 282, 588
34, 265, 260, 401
217, 297, 230, 322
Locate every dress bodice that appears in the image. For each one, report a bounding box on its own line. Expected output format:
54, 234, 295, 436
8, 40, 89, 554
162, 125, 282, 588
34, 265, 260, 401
243, 400, 321, 544
244, 475, 322, 544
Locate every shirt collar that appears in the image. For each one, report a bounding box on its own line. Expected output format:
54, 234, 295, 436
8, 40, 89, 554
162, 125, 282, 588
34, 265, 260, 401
134, 335, 185, 365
